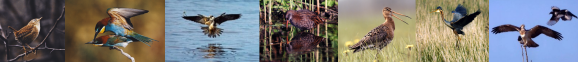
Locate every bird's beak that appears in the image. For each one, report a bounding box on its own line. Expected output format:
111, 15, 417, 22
431, 9, 441, 13
91, 32, 98, 43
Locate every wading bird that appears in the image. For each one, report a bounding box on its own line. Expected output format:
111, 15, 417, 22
491, 24, 563, 62
183, 13, 241, 38
432, 4, 481, 41
285, 10, 325, 31
93, 8, 157, 46
9, 17, 42, 53
349, 7, 411, 60
548, 6, 577, 26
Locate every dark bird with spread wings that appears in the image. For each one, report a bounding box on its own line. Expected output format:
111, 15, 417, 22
433, 4, 482, 41
548, 6, 577, 26
182, 13, 241, 38
348, 7, 411, 60
491, 24, 563, 62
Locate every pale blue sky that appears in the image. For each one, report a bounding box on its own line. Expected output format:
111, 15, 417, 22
490, 0, 578, 62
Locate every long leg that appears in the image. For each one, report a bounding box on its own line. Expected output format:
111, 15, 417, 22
525, 47, 528, 62
521, 45, 525, 62
373, 49, 381, 62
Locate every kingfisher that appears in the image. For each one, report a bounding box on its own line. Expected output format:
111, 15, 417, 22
182, 13, 241, 38
92, 8, 158, 46
85, 35, 147, 49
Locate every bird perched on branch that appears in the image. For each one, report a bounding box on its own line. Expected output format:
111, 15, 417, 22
349, 7, 411, 61
86, 35, 144, 49
547, 6, 577, 26
92, 8, 158, 46
432, 4, 481, 41
492, 24, 563, 61
183, 13, 241, 38
9, 17, 42, 53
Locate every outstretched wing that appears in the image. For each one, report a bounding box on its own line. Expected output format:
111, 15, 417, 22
183, 15, 207, 24
452, 10, 481, 27
214, 13, 241, 25
527, 25, 563, 40
491, 24, 520, 34
108, 8, 149, 29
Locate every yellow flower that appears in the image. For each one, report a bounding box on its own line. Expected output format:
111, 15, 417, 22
345, 41, 353, 47
405, 45, 414, 50
354, 39, 360, 43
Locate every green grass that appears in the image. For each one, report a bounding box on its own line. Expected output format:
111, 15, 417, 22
416, 0, 489, 62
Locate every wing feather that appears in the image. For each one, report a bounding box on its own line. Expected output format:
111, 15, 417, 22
527, 25, 563, 40
491, 24, 520, 34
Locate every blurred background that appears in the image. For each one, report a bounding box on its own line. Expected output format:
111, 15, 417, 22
64, 0, 165, 62
490, 0, 578, 62
338, 0, 416, 62
416, 0, 488, 61
165, 0, 259, 62
0, 0, 65, 62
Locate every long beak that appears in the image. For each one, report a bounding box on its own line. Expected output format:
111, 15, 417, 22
392, 15, 408, 25
88, 32, 99, 44
391, 11, 411, 19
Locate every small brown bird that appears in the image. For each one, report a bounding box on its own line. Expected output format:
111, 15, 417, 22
9, 17, 42, 53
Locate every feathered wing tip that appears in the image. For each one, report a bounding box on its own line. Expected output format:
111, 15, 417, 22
128, 32, 158, 47
201, 26, 224, 38
109, 8, 149, 18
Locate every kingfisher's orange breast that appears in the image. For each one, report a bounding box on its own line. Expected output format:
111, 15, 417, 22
97, 36, 111, 44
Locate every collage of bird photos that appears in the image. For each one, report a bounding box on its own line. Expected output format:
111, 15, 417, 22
0, 0, 574, 62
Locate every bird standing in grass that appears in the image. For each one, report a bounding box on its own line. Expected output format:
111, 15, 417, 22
349, 7, 411, 61
183, 13, 241, 38
547, 6, 577, 26
92, 8, 157, 46
9, 17, 42, 53
491, 24, 563, 62
432, 4, 481, 41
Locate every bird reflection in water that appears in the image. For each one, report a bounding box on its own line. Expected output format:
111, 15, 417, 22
197, 43, 241, 58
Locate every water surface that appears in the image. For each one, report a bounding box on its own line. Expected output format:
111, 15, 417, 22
165, 0, 259, 62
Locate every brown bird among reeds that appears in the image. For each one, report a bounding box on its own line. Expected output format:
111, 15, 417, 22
8, 17, 42, 53
285, 10, 326, 31
348, 7, 411, 60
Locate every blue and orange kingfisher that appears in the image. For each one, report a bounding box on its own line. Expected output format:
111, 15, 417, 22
86, 8, 158, 47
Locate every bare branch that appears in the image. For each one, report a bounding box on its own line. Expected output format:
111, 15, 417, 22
114, 47, 135, 62
8, 6, 64, 62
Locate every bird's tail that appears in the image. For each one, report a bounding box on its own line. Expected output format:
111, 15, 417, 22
457, 30, 465, 35
128, 32, 158, 46
201, 26, 223, 38
8, 26, 18, 39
